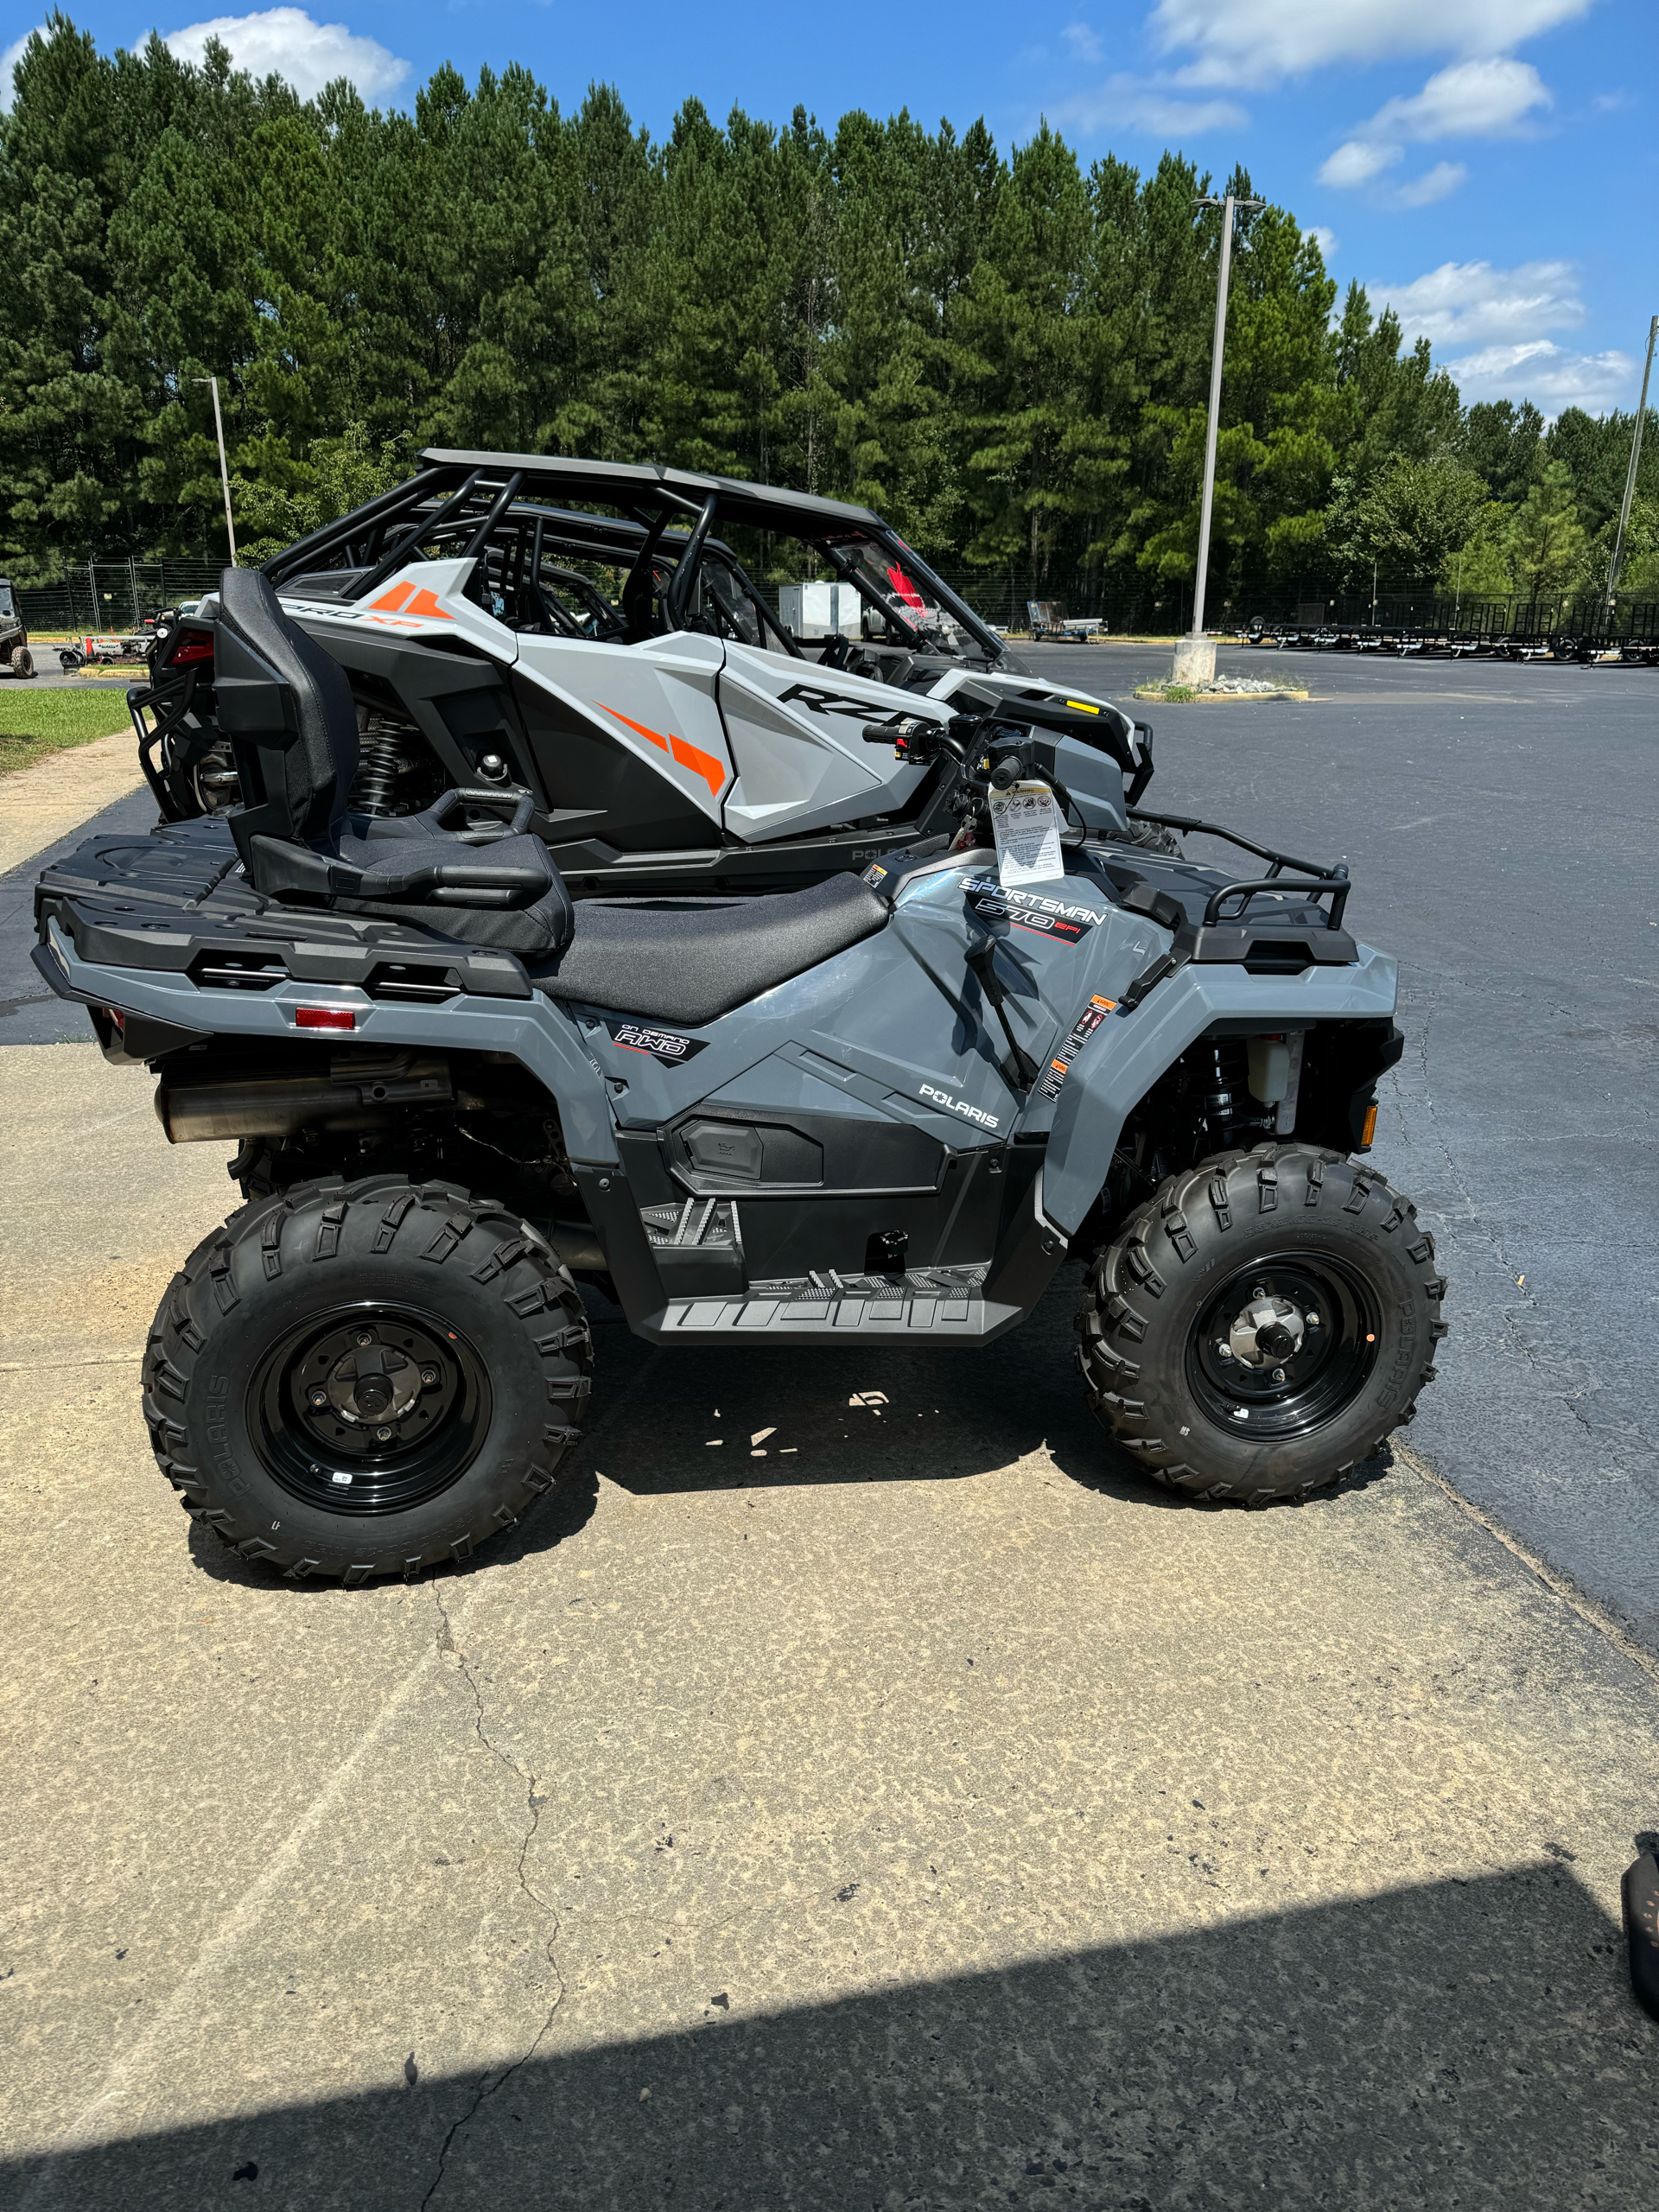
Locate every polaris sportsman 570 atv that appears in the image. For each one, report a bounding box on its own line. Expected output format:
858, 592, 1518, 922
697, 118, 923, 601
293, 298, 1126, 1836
37, 569, 1445, 1585
132, 450, 1167, 897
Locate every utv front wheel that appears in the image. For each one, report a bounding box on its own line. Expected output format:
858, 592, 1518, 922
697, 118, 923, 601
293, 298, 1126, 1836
1077, 1144, 1446, 1504
143, 1177, 593, 1580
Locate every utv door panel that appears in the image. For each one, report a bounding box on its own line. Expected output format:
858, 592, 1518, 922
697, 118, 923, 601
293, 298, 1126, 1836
716, 649, 931, 842
508, 635, 731, 853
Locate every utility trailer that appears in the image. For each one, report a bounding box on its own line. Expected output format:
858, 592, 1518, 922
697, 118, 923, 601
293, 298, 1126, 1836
58, 625, 161, 672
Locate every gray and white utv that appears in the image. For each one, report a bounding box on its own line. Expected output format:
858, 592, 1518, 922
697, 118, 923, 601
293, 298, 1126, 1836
135, 451, 1162, 895
38, 563, 1446, 1584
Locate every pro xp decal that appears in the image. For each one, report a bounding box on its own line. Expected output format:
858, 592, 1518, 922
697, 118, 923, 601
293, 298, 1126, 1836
1037, 995, 1116, 1100
605, 1020, 710, 1065
963, 875, 1103, 947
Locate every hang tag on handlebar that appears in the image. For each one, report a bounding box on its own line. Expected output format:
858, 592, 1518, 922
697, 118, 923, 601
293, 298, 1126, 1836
989, 780, 1065, 888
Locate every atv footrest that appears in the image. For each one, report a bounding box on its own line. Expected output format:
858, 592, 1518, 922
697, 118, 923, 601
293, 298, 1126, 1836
652, 1265, 995, 1343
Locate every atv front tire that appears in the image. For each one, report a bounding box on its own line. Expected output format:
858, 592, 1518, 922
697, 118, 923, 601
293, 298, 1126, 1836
1077, 1143, 1446, 1504
143, 1177, 593, 1581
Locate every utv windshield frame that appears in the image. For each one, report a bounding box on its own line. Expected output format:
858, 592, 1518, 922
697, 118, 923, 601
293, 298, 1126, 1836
262, 449, 1007, 664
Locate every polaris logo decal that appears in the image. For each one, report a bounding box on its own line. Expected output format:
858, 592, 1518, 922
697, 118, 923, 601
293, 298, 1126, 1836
964, 876, 1101, 945
605, 1020, 709, 1064
918, 1083, 1000, 1130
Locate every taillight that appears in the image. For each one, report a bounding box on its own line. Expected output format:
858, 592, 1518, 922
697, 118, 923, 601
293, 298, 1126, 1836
171, 634, 214, 666
296, 1007, 355, 1031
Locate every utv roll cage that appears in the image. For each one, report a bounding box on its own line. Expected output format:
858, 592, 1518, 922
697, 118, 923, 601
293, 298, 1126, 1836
263, 450, 1007, 666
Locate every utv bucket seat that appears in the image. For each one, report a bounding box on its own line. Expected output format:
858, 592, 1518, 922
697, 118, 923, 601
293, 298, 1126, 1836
215, 568, 889, 1010
215, 566, 574, 957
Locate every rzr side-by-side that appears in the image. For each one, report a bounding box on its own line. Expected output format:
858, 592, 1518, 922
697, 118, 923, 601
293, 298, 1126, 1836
37, 569, 1445, 1584
132, 452, 1168, 898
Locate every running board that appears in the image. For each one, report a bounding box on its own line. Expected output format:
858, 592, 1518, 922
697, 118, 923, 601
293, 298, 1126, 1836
640, 1266, 1024, 1345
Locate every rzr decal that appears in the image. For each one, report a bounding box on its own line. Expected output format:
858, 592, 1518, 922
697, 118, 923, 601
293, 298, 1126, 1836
777, 682, 887, 720
963, 875, 1103, 946
600, 705, 727, 803
1037, 995, 1117, 1100
604, 1020, 709, 1064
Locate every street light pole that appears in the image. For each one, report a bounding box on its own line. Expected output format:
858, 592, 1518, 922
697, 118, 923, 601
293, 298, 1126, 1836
1605, 314, 1657, 626
194, 375, 238, 565
1173, 190, 1263, 687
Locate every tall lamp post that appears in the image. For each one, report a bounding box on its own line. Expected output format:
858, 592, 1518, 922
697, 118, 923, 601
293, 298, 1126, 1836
194, 375, 238, 565
1172, 190, 1262, 688
1605, 314, 1657, 628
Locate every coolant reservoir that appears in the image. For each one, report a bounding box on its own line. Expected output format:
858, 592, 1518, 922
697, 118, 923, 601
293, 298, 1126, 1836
1247, 1035, 1291, 1104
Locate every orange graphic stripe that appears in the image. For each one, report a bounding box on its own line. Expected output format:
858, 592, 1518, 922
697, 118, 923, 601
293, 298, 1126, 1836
600, 704, 727, 803
367, 579, 453, 620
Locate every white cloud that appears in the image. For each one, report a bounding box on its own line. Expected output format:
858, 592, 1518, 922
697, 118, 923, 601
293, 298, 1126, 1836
1320, 58, 1548, 202
0, 26, 42, 108
1446, 340, 1637, 411
1049, 72, 1248, 136
1364, 55, 1551, 138
1368, 262, 1633, 411
1320, 58, 1548, 194
1149, 0, 1595, 89
164, 7, 409, 99
1371, 257, 1586, 346
1061, 22, 1103, 63
1393, 160, 1468, 205
1304, 226, 1339, 257
1320, 140, 1401, 187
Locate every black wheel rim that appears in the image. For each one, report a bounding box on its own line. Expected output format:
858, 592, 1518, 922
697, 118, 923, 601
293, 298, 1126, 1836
1185, 1251, 1383, 1441
249, 1302, 492, 1515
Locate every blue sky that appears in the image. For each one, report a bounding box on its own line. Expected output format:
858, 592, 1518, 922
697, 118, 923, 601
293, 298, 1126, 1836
5, 0, 1655, 418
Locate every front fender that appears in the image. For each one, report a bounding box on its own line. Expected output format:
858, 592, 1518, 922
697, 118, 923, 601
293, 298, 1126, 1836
1040, 944, 1399, 1236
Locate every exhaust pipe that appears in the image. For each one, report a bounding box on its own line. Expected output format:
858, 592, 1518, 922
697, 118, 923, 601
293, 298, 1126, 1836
156, 1052, 452, 1142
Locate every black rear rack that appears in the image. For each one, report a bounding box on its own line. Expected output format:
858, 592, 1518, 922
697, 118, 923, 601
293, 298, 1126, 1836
1128, 810, 1351, 932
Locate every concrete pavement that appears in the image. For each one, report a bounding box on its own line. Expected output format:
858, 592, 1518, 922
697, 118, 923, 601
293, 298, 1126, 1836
3, 1040, 1658, 2209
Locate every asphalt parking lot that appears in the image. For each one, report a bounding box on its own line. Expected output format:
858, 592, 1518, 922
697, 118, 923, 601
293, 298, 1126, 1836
3, 644, 1657, 2209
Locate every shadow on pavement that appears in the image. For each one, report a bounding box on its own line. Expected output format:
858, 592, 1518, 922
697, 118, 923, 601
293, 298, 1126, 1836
8, 1865, 1647, 2210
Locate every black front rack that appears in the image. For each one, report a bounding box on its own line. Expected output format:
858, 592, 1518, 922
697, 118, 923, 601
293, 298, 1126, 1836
1128, 809, 1351, 932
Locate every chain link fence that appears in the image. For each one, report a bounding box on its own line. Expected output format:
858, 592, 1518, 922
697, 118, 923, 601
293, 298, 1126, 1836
15, 561, 224, 634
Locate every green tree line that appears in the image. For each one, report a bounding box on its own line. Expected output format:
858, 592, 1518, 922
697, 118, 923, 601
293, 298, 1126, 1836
3, 13, 1655, 608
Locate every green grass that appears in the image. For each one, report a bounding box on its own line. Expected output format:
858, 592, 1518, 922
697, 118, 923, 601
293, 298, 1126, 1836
0, 686, 131, 773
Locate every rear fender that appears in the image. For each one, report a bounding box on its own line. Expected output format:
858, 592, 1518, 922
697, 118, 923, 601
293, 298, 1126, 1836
1040, 944, 1399, 1236
37, 916, 620, 1166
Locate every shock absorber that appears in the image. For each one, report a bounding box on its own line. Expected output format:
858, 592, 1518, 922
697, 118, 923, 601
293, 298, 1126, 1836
351, 725, 406, 817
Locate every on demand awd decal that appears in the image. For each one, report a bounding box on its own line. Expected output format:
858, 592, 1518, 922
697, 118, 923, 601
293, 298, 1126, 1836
605, 1020, 709, 1064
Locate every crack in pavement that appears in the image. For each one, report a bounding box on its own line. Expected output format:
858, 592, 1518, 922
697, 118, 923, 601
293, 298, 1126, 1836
419, 1585, 565, 2212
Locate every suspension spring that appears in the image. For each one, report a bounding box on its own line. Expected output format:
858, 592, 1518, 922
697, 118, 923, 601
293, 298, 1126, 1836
352, 728, 407, 817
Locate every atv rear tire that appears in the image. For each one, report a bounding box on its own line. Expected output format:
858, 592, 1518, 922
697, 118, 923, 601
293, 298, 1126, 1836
1077, 1143, 1446, 1505
143, 1176, 593, 1581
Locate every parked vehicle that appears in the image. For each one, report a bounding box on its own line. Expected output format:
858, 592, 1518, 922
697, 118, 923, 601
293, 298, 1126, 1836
35, 569, 1445, 1581
0, 577, 34, 678
131, 453, 1169, 895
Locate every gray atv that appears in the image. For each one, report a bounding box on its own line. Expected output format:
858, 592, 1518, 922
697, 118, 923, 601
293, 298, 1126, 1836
36, 570, 1444, 1582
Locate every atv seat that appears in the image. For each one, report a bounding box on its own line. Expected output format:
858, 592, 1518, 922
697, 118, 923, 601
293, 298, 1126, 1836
537, 875, 888, 1027
213, 567, 572, 958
